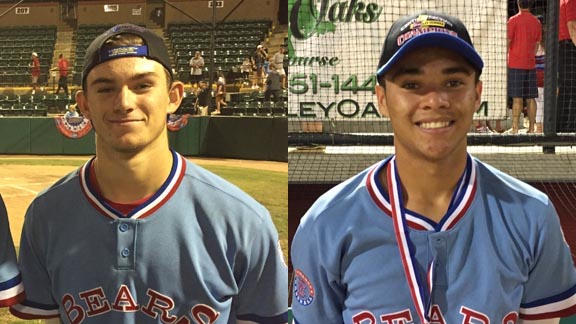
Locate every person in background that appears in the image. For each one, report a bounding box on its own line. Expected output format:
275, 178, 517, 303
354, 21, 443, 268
195, 79, 211, 116
241, 56, 253, 87
189, 51, 204, 88
557, 0, 576, 132
212, 74, 227, 115
535, 15, 546, 133
30, 52, 40, 94
264, 63, 282, 103
507, 0, 541, 133
252, 45, 266, 88
272, 47, 287, 89
55, 54, 69, 96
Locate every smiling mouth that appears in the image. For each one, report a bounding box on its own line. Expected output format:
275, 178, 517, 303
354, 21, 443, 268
417, 121, 454, 129
110, 119, 142, 124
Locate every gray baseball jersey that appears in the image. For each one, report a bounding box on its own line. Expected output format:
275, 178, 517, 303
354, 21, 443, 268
0, 194, 24, 307
291, 155, 576, 323
10, 150, 287, 323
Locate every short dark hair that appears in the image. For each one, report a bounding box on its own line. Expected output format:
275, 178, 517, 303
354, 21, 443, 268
518, 0, 533, 9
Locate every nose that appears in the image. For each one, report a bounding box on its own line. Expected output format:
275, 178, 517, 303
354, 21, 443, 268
113, 86, 135, 113
420, 89, 449, 110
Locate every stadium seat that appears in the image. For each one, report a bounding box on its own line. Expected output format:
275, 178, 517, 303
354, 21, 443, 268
259, 101, 274, 116
273, 101, 287, 116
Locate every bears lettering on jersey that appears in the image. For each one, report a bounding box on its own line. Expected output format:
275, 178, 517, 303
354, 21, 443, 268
62, 285, 220, 324
351, 306, 518, 324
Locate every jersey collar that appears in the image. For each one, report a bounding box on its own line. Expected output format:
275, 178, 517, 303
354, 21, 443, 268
79, 149, 187, 220
366, 154, 477, 232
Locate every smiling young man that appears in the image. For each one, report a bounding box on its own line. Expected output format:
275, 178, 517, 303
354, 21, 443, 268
10, 24, 287, 324
291, 11, 576, 324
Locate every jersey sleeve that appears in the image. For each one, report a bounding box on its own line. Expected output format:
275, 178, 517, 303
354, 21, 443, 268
9, 201, 60, 320
291, 214, 345, 324
235, 209, 288, 324
519, 203, 576, 320
0, 195, 25, 307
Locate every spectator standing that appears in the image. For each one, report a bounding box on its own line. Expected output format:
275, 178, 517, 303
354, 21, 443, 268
264, 63, 282, 103
195, 80, 211, 116
272, 47, 286, 89
558, 0, 576, 132
507, 0, 541, 133
55, 54, 69, 96
30, 52, 40, 94
189, 51, 204, 88
253, 45, 266, 87
212, 74, 227, 115
535, 16, 546, 133
241, 56, 253, 86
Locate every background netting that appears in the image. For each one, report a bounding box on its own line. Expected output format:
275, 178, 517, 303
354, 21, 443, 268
287, 0, 576, 266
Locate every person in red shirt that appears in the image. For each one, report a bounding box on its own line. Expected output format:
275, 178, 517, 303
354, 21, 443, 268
30, 52, 40, 94
507, 0, 541, 133
56, 54, 69, 96
558, 0, 576, 132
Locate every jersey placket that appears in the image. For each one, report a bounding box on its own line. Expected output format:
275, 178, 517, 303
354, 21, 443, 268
115, 219, 138, 270
428, 232, 448, 291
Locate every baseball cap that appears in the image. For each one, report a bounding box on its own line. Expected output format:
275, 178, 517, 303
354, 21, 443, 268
376, 11, 484, 78
82, 23, 173, 89
32, 52, 38, 57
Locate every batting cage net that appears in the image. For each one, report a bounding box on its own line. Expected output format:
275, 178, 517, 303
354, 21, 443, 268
287, 0, 576, 266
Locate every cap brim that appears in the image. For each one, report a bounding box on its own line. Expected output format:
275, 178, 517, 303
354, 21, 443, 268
377, 32, 484, 77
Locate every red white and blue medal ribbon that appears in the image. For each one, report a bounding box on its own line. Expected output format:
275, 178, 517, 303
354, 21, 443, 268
386, 155, 476, 324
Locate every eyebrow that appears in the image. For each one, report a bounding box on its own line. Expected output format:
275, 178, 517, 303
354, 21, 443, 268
89, 71, 159, 87
388, 65, 473, 81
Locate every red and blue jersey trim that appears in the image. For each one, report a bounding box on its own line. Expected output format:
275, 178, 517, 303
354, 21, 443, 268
0, 274, 25, 307
79, 149, 187, 220
366, 154, 477, 232
520, 284, 576, 320
10, 300, 60, 319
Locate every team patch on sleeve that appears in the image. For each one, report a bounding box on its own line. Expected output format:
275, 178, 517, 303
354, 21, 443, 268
293, 269, 315, 306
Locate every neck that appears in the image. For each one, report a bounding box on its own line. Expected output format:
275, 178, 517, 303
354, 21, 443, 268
93, 144, 173, 203
381, 152, 468, 222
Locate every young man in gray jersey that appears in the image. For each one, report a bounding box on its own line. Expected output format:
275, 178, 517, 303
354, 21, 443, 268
11, 24, 287, 324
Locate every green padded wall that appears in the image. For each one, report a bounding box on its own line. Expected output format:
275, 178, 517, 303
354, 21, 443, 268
0, 117, 286, 162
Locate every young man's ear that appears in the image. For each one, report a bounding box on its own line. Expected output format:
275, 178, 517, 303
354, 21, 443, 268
375, 83, 389, 117
474, 80, 483, 111
75, 90, 91, 119
167, 81, 185, 115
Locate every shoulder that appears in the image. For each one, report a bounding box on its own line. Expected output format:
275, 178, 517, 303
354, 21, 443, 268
474, 158, 554, 222
24, 166, 83, 223
182, 161, 269, 222
298, 161, 381, 235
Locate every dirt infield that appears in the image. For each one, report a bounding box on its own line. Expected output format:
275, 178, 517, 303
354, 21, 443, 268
0, 156, 287, 245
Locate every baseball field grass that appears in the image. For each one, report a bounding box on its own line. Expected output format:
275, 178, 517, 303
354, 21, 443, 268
0, 156, 287, 323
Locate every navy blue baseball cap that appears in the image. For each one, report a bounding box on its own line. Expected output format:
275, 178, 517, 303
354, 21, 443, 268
376, 11, 484, 79
82, 23, 173, 89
